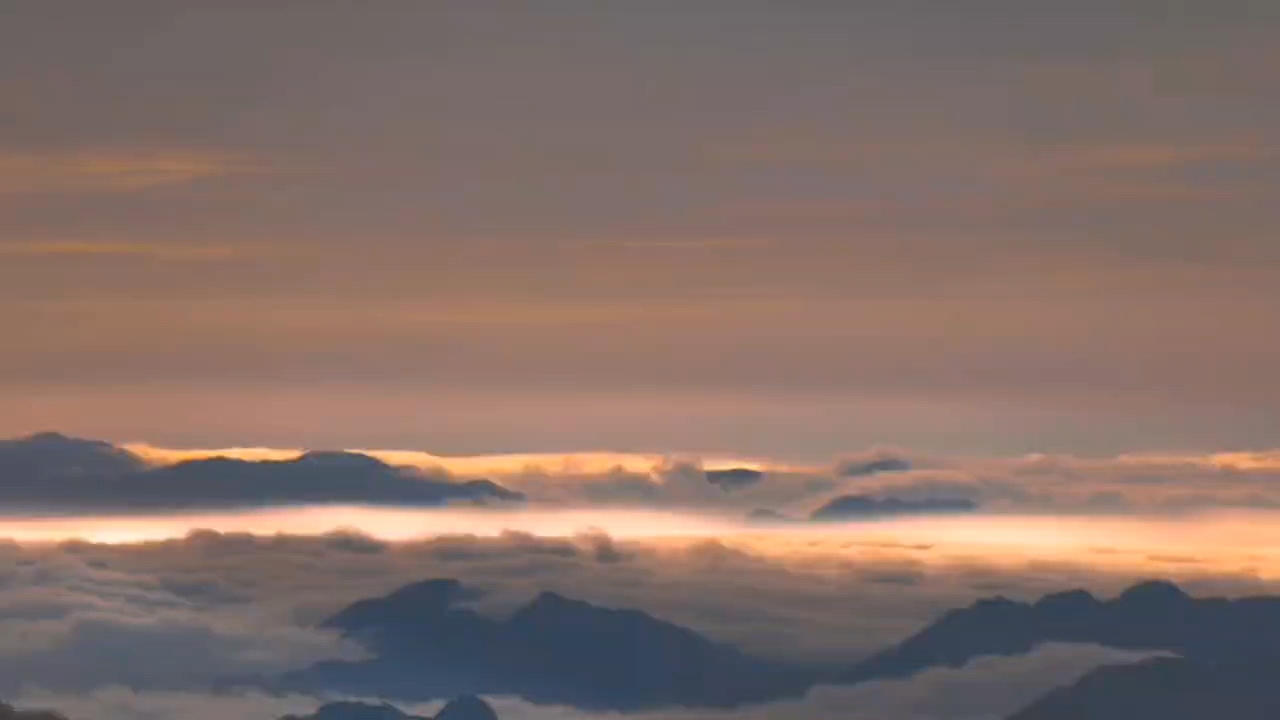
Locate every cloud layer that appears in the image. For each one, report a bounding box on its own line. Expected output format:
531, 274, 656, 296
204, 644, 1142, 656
16, 435, 1280, 517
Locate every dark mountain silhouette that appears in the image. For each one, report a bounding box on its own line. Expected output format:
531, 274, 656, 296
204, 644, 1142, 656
835, 456, 912, 477
0, 431, 145, 487
704, 467, 764, 489
276, 579, 1280, 711
1006, 656, 1280, 720
810, 494, 976, 521
0, 434, 521, 510
281, 579, 812, 710
847, 580, 1280, 682
119, 452, 523, 508
434, 696, 499, 720
0, 702, 68, 720
283, 703, 427, 720
745, 508, 798, 524
282, 696, 497, 720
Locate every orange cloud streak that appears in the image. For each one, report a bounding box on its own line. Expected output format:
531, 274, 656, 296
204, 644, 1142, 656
0, 149, 274, 193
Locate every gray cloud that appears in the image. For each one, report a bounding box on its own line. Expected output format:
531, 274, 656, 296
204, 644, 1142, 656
0, 520, 1272, 720
13, 644, 1162, 720
835, 453, 913, 478
0, 557, 353, 694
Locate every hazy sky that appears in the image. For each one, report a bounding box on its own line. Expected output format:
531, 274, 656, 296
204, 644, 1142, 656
2, 2, 1277, 458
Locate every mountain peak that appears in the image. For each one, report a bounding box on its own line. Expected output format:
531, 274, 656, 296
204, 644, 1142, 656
509, 590, 595, 624
321, 578, 477, 633
20, 431, 76, 444
1116, 580, 1191, 608
295, 450, 392, 469
0, 702, 70, 720
434, 696, 497, 720
384, 578, 472, 604
283, 702, 427, 720
810, 494, 977, 521
705, 467, 765, 490
288, 580, 810, 709
1033, 589, 1101, 617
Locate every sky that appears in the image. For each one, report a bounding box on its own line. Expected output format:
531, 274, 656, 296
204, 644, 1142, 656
2, 1, 1278, 459
1, 6, 1280, 715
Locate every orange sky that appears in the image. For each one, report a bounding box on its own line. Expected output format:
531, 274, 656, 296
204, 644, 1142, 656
0, 4, 1277, 458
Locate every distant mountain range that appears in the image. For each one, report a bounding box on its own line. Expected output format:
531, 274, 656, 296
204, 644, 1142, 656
0, 433, 521, 509
744, 494, 978, 525
1006, 657, 1280, 720
809, 494, 977, 521
848, 579, 1280, 682
7, 433, 1280, 717
278, 578, 812, 710
0, 702, 67, 720
0, 695, 499, 720
273, 578, 1280, 713
9, 568, 1280, 716
857, 580, 1280, 719
703, 467, 764, 489
0, 432, 146, 484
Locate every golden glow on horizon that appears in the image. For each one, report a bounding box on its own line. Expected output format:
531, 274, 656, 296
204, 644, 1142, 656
121, 443, 777, 476
4, 508, 1280, 580
121, 442, 1280, 476
0, 507, 742, 544
1117, 451, 1280, 472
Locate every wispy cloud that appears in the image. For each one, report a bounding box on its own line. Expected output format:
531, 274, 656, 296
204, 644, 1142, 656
0, 242, 246, 262
0, 148, 275, 193
707, 136, 1279, 220
708, 135, 1278, 177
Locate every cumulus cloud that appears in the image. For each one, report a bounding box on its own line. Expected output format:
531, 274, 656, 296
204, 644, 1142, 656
3, 529, 1272, 674
0, 556, 354, 694
0, 524, 1269, 720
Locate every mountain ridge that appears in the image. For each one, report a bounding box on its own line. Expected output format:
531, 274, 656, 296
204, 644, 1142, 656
0, 434, 521, 509
282, 578, 813, 710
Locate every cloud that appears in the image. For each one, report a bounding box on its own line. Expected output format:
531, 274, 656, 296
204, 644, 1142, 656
0, 523, 1270, 717
712, 644, 1164, 720
0, 149, 274, 194
707, 131, 1280, 223
12, 688, 329, 720
1117, 451, 1280, 473
18, 434, 1280, 527
0, 243, 248, 263
9, 646, 1161, 720
0, 557, 354, 694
